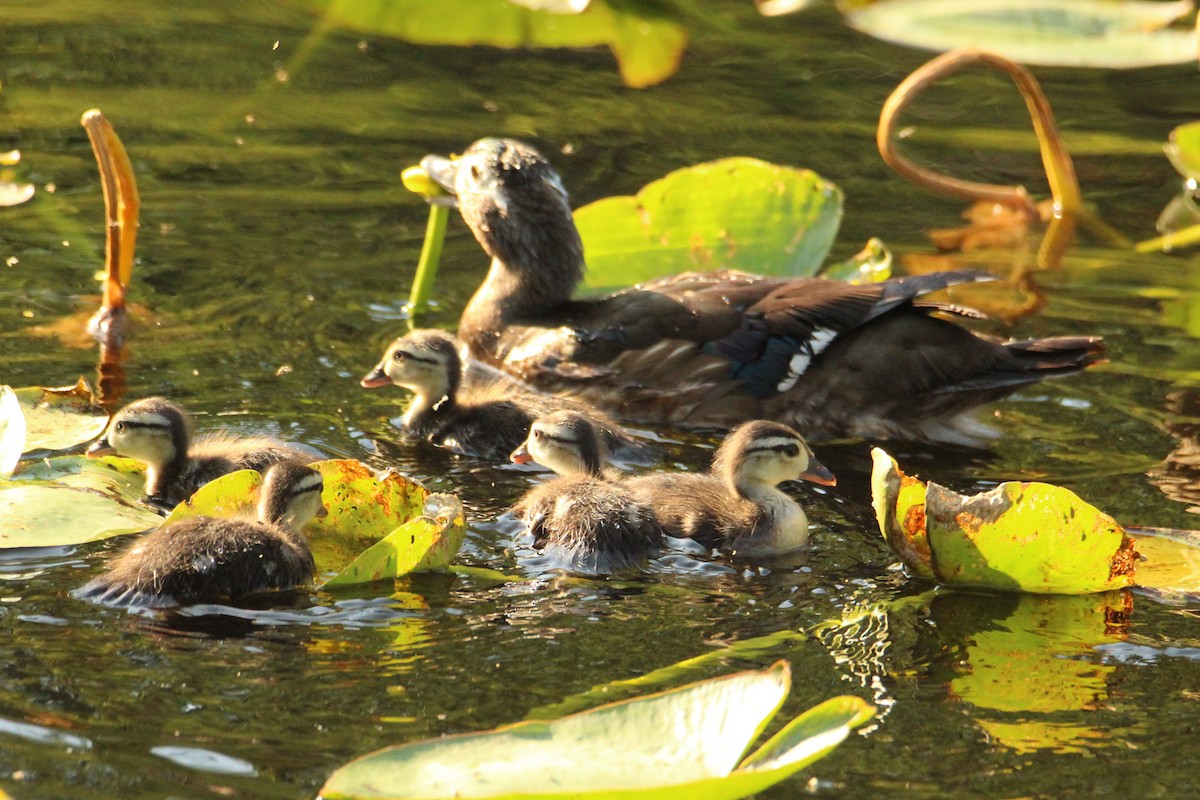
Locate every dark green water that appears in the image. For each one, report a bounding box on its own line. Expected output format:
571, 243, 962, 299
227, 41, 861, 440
3, 1, 1200, 797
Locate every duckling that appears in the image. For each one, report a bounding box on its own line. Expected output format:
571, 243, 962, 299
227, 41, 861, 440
75, 462, 327, 608
509, 410, 664, 574
360, 328, 650, 462
625, 420, 835, 557
421, 138, 1105, 445
86, 397, 315, 512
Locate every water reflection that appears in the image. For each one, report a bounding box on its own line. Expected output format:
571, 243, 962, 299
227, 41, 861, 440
1149, 389, 1200, 515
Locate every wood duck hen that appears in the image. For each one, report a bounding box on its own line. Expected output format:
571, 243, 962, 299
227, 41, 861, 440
75, 462, 326, 608
361, 328, 649, 462
510, 410, 664, 574
422, 138, 1104, 445
86, 397, 315, 512
625, 420, 834, 557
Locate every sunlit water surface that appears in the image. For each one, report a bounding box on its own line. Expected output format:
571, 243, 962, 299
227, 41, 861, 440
2, 1, 1200, 798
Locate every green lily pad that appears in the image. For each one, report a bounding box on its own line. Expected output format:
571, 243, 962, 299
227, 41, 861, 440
14, 379, 109, 453
323, 493, 465, 587
577, 157, 843, 289
300, 0, 686, 88
870, 448, 1138, 594
320, 660, 874, 800
841, 0, 1200, 69
159, 469, 261, 526
1166, 122, 1200, 182
0, 455, 161, 547
0, 386, 24, 478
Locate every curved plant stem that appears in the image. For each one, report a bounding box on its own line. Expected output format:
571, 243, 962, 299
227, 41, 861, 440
407, 203, 449, 326
878, 49, 1081, 218
81, 109, 139, 337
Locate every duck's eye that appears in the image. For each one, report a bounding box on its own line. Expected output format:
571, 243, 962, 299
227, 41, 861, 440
469, 164, 481, 181
392, 350, 407, 361
533, 429, 545, 440
115, 421, 126, 433
783, 443, 799, 458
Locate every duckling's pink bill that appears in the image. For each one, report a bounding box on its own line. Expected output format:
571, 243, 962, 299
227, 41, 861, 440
800, 458, 837, 487
510, 443, 532, 465
86, 438, 115, 458
360, 367, 391, 388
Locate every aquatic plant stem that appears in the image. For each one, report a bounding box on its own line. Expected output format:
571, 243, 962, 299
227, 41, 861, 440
878, 49, 1081, 217
81, 110, 139, 337
406, 202, 449, 325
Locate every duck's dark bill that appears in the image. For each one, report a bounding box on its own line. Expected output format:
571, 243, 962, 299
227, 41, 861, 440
800, 458, 837, 486
360, 368, 391, 389
420, 154, 460, 206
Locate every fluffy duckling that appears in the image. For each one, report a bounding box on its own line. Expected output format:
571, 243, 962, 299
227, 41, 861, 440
360, 328, 649, 462
75, 462, 327, 608
86, 397, 315, 511
510, 410, 664, 574
625, 420, 835, 557
422, 138, 1104, 444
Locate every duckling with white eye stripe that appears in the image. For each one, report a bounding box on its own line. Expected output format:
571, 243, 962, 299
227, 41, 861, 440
625, 420, 835, 556
75, 462, 327, 608
361, 328, 650, 462
510, 410, 664, 574
86, 397, 315, 512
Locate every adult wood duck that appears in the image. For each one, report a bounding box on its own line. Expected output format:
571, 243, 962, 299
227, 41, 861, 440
625, 420, 834, 557
75, 462, 326, 608
421, 138, 1105, 444
510, 410, 664, 574
86, 397, 315, 512
361, 328, 650, 462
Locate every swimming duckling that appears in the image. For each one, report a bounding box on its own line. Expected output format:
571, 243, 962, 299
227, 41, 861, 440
86, 397, 315, 512
510, 410, 664, 574
421, 138, 1104, 444
625, 420, 835, 557
75, 462, 327, 608
360, 328, 649, 462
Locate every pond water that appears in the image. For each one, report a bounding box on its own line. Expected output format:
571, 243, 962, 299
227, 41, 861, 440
3, 1, 1200, 797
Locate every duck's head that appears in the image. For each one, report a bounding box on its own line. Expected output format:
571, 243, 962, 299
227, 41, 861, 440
360, 329, 461, 400
511, 410, 605, 477
258, 462, 327, 530
87, 397, 190, 469
714, 420, 836, 493
422, 138, 583, 285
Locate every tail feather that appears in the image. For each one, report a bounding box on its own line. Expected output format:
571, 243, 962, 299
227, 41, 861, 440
935, 335, 1106, 394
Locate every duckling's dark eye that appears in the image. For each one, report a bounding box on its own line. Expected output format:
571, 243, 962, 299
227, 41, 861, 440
392, 350, 406, 361
115, 421, 126, 433
783, 443, 799, 458
469, 164, 481, 181
533, 429, 544, 440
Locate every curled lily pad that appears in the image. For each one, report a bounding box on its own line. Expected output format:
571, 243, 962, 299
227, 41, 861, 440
320, 660, 873, 800
0, 455, 161, 547
0, 386, 24, 478
842, 0, 1200, 69
577, 157, 843, 289
14, 378, 109, 453
871, 448, 1138, 594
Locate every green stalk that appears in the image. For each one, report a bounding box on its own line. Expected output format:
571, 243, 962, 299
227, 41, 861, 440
407, 202, 448, 321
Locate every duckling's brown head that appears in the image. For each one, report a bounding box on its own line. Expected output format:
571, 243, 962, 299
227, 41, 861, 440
511, 410, 605, 477
87, 397, 190, 471
422, 138, 584, 290
361, 329, 461, 400
714, 420, 836, 494
258, 462, 326, 531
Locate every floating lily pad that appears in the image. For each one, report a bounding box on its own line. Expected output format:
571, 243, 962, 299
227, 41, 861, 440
320, 660, 873, 800
301, 0, 687, 88
842, 0, 1200, 69
871, 448, 1137, 594
0, 386, 24, 478
1126, 527, 1200, 600
160, 469, 261, 526
0, 455, 161, 547
577, 157, 843, 289
819, 237, 893, 284
323, 493, 465, 587
14, 379, 109, 453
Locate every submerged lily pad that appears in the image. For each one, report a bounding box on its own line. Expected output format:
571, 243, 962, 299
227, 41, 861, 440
15, 379, 109, 453
302, 0, 687, 88
1126, 527, 1200, 600
320, 660, 873, 800
0, 455, 161, 547
842, 0, 1200, 69
871, 448, 1137, 594
576, 157, 843, 289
